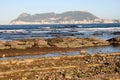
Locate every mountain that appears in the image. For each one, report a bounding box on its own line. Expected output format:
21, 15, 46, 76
10, 11, 120, 24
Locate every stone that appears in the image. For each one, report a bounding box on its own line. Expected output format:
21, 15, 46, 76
80, 49, 87, 55
2, 54, 5, 58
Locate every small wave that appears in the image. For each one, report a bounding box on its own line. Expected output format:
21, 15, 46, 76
0, 29, 29, 34
31, 30, 51, 33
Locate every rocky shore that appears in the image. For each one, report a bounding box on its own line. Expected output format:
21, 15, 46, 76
0, 37, 120, 79
0, 53, 120, 80
0, 37, 111, 58
0, 37, 110, 50
0, 36, 120, 58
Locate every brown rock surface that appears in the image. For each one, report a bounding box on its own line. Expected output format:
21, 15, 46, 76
0, 41, 10, 49
35, 38, 50, 47
47, 37, 110, 48
0, 37, 110, 50
0, 53, 120, 80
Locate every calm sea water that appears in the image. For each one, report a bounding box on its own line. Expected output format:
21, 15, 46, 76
0, 23, 120, 59
0, 23, 120, 40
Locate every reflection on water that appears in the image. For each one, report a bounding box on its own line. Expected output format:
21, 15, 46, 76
0, 45, 120, 60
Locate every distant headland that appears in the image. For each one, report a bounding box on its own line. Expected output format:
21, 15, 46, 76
10, 11, 120, 25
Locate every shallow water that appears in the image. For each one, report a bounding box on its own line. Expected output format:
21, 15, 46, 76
0, 45, 120, 60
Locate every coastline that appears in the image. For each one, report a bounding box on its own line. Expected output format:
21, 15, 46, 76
0, 37, 120, 79
0, 37, 110, 58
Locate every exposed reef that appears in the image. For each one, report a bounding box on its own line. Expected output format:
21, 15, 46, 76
0, 37, 110, 50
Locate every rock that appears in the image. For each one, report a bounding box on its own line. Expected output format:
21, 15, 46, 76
7, 40, 27, 49
22, 77, 27, 80
0, 37, 110, 50
80, 49, 87, 55
0, 41, 10, 49
2, 54, 5, 58
35, 39, 50, 47
47, 37, 110, 48
25, 41, 35, 48
112, 31, 120, 35
115, 66, 120, 73
116, 62, 120, 68
65, 72, 72, 79
7, 40, 25, 46
0, 41, 6, 45
107, 36, 120, 45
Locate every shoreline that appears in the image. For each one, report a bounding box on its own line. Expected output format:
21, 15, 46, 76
0, 36, 120, 58
0, 37, 111, 58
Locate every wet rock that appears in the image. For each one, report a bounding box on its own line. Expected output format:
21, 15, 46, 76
93, 32, 103, 36
107, 37, 120, 45
112, 31, 120, 35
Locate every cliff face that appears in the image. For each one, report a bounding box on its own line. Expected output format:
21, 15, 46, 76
10, 11, 119, 24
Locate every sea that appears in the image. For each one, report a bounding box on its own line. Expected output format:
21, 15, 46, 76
0, 23, 120, 40
0, 23, 120, 59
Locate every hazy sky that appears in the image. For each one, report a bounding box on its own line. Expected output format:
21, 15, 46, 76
0, 0, 120, 24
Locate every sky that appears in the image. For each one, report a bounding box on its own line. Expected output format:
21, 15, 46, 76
0, 0, 120, 24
